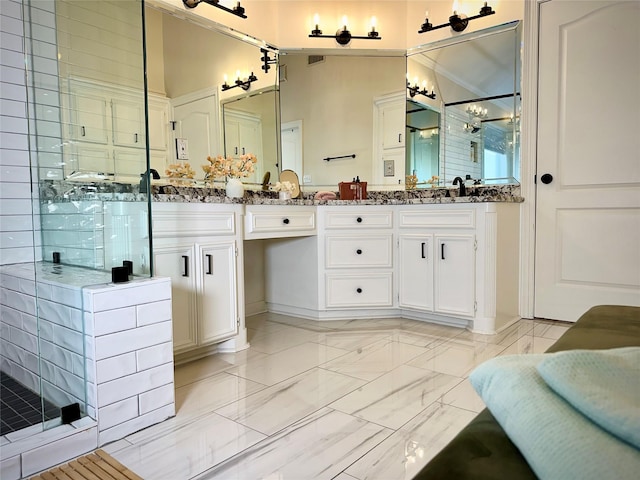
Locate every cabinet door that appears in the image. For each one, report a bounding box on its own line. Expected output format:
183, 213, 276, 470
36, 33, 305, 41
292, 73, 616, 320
111, 98, 145, 148
147, 98, 169, 151
399, 234, 433, 311
382, 101, 405, 149
153, 244, 198, 352
198, 242, 238, 345
71, 93, 110, 144
435, 235, 475, 317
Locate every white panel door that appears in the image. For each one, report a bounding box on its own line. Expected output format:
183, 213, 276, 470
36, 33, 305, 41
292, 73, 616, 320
172, 92, 220, 180
281, 120, 302, 176
535, 1, 640, 321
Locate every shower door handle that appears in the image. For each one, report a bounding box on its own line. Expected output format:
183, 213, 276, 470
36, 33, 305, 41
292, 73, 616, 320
181, 255, 189, 277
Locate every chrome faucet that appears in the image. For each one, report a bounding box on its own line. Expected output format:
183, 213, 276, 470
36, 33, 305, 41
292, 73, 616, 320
453, 177, 466, 197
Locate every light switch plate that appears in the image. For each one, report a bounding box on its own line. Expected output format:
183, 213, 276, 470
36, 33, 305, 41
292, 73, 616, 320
303, 174, 312, 184
384, 159, 394, 177
176, 138, 189, 160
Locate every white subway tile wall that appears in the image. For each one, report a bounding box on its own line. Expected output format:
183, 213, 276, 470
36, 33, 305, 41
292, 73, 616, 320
1, 266, 174, 478
442, 109, 483, 183
0, 0, 38, 266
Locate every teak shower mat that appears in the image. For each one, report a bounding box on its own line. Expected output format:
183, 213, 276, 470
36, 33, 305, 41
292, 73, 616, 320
30, 449, 143, 480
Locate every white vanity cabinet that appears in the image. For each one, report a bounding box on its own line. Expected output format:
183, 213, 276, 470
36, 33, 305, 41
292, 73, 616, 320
319, 206, 396, 313
397, 203, 520, 332
151, 203, 244, 358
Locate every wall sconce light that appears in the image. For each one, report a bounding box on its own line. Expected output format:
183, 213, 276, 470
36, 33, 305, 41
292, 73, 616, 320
407, 78, 436, 100
182, 0, 247, 19
418, 2, 495, 34
222, 71, 258, 91
260, 49, 277, 73
309, 15, 381, 45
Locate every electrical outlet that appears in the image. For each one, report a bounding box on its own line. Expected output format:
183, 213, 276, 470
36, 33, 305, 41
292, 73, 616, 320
303, 174, 312, 184
384, 159, 394, 177
176, 138, 189, 160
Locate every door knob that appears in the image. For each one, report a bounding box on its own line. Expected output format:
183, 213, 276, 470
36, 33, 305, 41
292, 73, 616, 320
540, 173, 553, 184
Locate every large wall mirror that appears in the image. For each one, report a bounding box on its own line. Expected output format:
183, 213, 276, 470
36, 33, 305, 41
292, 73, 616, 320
279, 53, 406, 190
407, 21, 522, 187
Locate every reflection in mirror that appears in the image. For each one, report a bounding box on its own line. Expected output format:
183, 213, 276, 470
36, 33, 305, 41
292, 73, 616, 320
407, 21, 521, 187
405, 99, 440, 187
279, 53, 406, 190
144, 5, 279, 185
222, 87, 280, 186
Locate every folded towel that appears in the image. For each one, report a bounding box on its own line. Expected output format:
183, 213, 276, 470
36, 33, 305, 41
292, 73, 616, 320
314, 191, 337, 200
470, 354, 640, 480
537, 347, 640, 449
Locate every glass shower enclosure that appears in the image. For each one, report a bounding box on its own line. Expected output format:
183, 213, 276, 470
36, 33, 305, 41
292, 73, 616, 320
0, 0, 151, 440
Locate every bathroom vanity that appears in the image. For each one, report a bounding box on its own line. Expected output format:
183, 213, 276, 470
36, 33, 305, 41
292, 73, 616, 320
151, 184, 522, 360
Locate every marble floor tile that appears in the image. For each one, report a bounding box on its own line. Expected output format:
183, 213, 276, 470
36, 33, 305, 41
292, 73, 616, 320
533, 321, 571, 340
174, 348, 268, 388
407, 339, 507, 377
314, 330, 395, 351
345, 402, 477, 480
247, 325, 323, 354
456, 319, 535, 346
330, 364, 461, 430
93, 314, 574, 480
441, 377, 485, 413
194, 408, 393, 480
215, 368, 366, 435
108, 411, 265, 480
175, 372, 267, 419
321, 339, 429, 381
226, 342, 350, 386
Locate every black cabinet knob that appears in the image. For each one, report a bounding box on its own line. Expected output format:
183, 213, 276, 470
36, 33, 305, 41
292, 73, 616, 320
283, 218, 290, 224
540, 173, 553, 184
356, 249, 362, 255
356, 287, 362, 293
356, 217, 362, 223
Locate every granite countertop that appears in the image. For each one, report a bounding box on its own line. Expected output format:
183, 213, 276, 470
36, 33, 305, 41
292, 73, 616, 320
38, 180, 523, 204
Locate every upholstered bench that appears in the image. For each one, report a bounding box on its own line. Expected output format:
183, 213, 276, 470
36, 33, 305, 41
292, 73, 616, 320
413, 305, 640, 479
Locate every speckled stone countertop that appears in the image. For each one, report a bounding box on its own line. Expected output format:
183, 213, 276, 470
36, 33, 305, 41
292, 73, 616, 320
39, 180, 523, 204
152, 183, 523, 205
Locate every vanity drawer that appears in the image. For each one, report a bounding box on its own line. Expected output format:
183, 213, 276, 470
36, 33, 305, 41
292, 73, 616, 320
152, 203, 236, 238
323, 209, 393, 229
245, 205, 316, 239
325, 273, 393, 308
325, 235, 393, 268
398, 208, 476, 229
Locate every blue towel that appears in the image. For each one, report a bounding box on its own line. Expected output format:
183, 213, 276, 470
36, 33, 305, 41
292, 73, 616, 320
537, 347, 640, 449
470, 354, 640, 480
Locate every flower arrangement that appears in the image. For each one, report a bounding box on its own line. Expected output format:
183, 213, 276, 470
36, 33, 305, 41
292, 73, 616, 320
426, 175, 440, 188
202, 153, 258, 182
165, 162, 196, 184
405, 174, 418, 190
271, 181, 295, 193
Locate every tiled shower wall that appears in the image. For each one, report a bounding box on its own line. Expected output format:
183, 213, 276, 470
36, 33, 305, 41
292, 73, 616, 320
441, 108, 483, 183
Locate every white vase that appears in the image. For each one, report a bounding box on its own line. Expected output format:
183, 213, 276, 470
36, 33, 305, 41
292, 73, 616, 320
278, 191, 291, 200
226, 178, 244, 198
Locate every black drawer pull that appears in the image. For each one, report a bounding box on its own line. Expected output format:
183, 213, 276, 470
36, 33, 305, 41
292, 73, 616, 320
356, 217, 362, 223
356, 287, 362, 293
134, 133, 138, 143
181, 255, 189, 277
441, 243, 445, 260
421, 242, 426, 259
81, 126, 86, 137
283, 218, 290, 224
356, 249, 362, 255
205, 254, 212, 275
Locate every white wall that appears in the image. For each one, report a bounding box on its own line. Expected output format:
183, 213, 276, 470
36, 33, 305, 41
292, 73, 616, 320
1, 0, 40, 266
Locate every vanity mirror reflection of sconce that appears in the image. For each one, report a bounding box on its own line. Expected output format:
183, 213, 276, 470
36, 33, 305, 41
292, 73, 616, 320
222, 71, 258, 91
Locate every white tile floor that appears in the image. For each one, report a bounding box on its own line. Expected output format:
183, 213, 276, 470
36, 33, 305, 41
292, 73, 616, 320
103, 313, 570, 480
